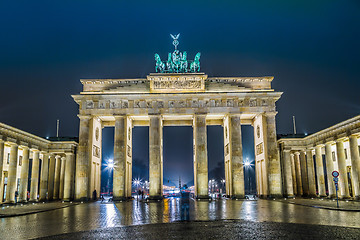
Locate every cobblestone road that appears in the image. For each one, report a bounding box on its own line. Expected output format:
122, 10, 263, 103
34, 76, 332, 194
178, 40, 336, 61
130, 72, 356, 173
0, 198, 359, 239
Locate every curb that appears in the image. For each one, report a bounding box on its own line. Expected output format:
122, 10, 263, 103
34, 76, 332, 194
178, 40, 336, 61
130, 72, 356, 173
0, 203, 80, 218
282, 201, 360, 212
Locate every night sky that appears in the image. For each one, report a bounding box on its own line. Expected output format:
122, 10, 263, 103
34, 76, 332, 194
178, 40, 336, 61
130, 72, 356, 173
1, 1, 359, 189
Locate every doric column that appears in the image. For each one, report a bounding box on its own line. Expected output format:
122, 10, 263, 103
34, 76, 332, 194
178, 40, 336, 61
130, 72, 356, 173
0, 140, 5, 204
18, 146, 30, 202
59, 156, 66, 199
349, 135, 360, 199
75, 115, 91, 201
149, 114, 163, 200
336, 139, 350, 198
47, 154, 56, 200
294, 152, 303, 196
300, 151, 309, 196
283, 150, 294, 197
193, 114, 209, 199
265, 113, 282, 197
53, 155, 61, 199
229, 114, 245, 198
113, 115, 127, 201
325, 142, 335, 198
30, 150, 40, 202
315, 145, 326, 197
63, 153, 75, 201
306, 149, 317, 197
5, 143, 18, 203
39, 153, 50, 201
290, 153, 297, 195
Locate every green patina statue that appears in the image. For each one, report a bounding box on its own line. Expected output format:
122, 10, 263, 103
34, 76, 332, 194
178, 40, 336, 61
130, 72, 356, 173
155, 34, 201, 73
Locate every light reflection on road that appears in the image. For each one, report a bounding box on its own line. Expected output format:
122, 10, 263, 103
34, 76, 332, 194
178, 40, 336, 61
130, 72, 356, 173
0, 198, 359, 239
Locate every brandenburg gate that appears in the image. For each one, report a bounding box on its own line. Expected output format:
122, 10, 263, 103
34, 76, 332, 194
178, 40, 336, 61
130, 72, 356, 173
72, 35, 283, 201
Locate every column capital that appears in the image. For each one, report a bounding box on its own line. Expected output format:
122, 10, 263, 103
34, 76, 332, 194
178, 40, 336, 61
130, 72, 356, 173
336, 138, 346, 143
325, 141, 335, 146
294, 152, 300, 156
7, 139, 18, 146
77, 115, 92, 120
31, 148, 40, 152
264, 111, 278, 117
114, 114, 126, 120
349, 134, 360, 139
283, 149, 291, 153
315, 144, 324, 148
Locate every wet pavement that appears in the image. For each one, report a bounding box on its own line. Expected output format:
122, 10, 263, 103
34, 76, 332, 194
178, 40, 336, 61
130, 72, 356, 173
0, 198, 360, 239
40, 220, 360, 240
0, 202, 78, 217
278, 197, 360, 211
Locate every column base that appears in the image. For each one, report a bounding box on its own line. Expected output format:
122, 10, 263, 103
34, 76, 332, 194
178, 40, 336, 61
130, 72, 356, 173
29, 199, 39, 203
75, 197, 89, 202
148, 195, 163, 201
196, 195, 211, 200
285, 194, 295, 198
17, 200, 28, 203
353, 196, 360, 201
269, 194, 283, 199
113, 196, 130, 202
340, 196, 352, 200
231, 195, 245, 200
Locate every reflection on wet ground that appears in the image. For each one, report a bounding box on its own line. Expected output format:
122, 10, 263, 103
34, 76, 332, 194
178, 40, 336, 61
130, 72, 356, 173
1, 198, 360, 239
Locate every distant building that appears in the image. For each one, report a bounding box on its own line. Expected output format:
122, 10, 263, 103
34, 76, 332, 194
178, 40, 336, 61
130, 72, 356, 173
278, 115, 360, 199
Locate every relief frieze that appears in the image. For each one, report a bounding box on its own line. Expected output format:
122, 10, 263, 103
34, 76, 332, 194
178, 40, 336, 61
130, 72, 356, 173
85, 97, 272, 110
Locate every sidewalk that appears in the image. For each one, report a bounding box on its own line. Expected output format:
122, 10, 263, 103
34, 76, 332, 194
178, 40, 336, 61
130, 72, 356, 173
0, 201, 79, 218
278, 197, 360, 211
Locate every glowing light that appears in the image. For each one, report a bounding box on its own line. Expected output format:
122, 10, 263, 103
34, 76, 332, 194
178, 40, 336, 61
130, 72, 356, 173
104, 158, 114, 172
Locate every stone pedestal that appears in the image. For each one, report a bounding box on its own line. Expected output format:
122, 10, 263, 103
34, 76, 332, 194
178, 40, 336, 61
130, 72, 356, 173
30, 150, 40, 202
325, 143, 335, 198
349, 135, 360, 199
229, 114, 244, 199
336, 140, 350, 198
5, 144, 18, 204
63, 153, 75, 201
39, 153, 49, 201
18, 147, 30, 202
315, 145, 326, 197
47, 154, 56, 200
75, 115, 91, 201
306, 149, 317, 197
113, 116, 127, 201
193, 114, 209, 199
283, 150, 294, 197
149, 115, 163, 200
